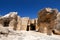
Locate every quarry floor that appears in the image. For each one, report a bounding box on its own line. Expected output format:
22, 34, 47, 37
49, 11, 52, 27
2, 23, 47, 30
0, 31, 60, 40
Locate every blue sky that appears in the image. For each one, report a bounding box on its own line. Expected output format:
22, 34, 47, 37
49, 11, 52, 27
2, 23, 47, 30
0, 0, 60, 19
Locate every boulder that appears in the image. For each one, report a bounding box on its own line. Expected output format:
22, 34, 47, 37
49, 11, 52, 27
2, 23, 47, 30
53, 13, 60, 35
37, 8, 58, 35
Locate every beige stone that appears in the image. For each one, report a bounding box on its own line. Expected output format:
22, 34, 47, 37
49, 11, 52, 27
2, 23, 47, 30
0, 19, 3, 27
53, 12, 60, 35
16, 16, 21, 31
21, 17, 29, 30
37, 8, 58, 35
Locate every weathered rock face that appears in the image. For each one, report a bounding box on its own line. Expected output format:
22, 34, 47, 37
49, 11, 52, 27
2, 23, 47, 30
16, 16, 21, 31
53, 13, 60, 35
35, 18, 38, 31
0, 8, 60, 36
30, 19, 35, 24
7, 12, 18, 30
21, 17, 29, 30
0, 12, 37, 31
0, 19, 3, 27
0, 27, 9, 36
37, 8, 58, 35
29, 19, 36, 31
0, 12, 21, 31
9, 19, 17, 30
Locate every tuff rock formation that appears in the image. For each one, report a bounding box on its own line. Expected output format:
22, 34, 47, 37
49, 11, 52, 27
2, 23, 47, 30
37, 8, 58, 35
16, 16, 21, 31
0, 8, 60, 36
53, 12, 60, 35
21, 17, 30, 30
0, 12, 20, 31
0, 12, 37, 32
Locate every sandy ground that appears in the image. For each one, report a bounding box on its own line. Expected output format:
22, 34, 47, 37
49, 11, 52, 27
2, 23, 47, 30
0, 31, 60, 40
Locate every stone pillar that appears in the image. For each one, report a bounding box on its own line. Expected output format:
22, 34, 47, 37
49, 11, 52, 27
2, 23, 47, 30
9, 19, 17, 30
27, 20, 30, 31
38, 23, 45, 33
0, 19, 3, 27
16, 16, 21, 31
8, 12, 18, 30
35, 18, 38, 31
20, 17, 29, 30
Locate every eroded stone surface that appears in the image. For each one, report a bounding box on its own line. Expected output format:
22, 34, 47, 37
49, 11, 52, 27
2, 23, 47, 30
0, 31, 60, 40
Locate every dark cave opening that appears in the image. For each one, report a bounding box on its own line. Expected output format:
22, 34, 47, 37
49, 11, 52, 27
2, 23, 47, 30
30, 24, 36, 30
27, 25, 30, 31
26, 24, 36, 31
3, 20, 10, 27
